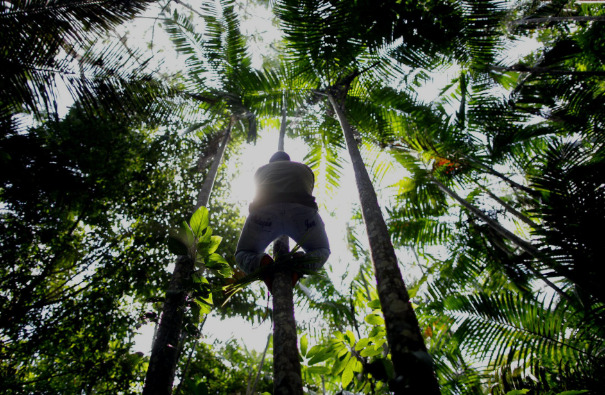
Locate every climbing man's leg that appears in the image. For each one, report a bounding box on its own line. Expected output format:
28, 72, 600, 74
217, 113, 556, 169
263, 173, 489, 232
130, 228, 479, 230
234, 207, 281, 275
284, 203, 331, 271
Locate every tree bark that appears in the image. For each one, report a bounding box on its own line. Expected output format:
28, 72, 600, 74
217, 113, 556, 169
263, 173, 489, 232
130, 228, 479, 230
143, 122, 232, 395
271, 236, 304, 394
278, 92, 287, 152
328, 92, 440, 394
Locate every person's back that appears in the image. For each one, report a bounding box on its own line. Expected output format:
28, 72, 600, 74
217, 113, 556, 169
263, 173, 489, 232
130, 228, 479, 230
235, 151, 330, 287
251, 160, 317, 211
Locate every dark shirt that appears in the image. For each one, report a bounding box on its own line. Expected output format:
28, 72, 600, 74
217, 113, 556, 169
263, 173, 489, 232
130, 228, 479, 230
250, 161, 317, 211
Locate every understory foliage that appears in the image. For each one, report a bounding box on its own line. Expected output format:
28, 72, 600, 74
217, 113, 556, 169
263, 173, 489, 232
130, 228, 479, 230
2, 0, 605, 394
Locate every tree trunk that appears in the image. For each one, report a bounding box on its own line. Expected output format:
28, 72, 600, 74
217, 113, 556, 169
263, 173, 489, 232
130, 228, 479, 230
490, 64, 605, 77
278, 92, 287, 152
511, 15, 605, 27
473, 181, 540, 229
328, 92, 440, 394
272, 236, 304, 394
143, 123, 232, 395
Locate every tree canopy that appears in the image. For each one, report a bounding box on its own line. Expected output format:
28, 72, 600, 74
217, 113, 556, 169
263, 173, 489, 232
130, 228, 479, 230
1, 0, 604, 394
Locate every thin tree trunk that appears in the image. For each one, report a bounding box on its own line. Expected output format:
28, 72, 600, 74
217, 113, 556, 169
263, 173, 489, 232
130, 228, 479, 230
272, 236, 304, 394
143, 122, 232, 395
278, 92, 287, 152
247, 333, 272, 395
464, 157, 539, 198
195, 123, 232, 212
511, 15, 605, 27
490, 64, 605, 77
473, 181, 540, 229
328, 92, 440, 394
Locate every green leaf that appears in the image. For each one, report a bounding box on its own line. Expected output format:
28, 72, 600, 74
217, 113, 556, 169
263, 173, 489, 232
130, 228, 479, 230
367, 299, 381, 309
190, 206, 209, 238
207, 235, 222, 254
307, 348, 331, 365
199, 226, 213, 243
207, 253, 228, 265
365, 313, 385, 326
345, 330, 356, 346
300, 334, 309, 357
354, 338, 370, 351
360, 345, 383, 358
179, 221, 195, 249
505, 391, 529, 395
341, 356, 357, 387
306, 366, 330, 375
194, 298, 213, 315
332, 354, 350, 376
217, 265, 233, 278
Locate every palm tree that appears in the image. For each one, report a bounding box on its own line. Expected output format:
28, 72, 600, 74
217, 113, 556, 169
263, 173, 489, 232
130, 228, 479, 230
271, 0, 476, 390
0, 0, 179, 123
143, 1, 266, 391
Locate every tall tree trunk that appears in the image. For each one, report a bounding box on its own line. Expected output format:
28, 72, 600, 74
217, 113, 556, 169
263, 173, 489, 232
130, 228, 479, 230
271, 236, 304, 394
143, 122, 232, 395
472, 180, 540, 229
327, 92, 440, 394
271, 100, 303, 391
278, 91, 287, 151
510, 15, 605, 27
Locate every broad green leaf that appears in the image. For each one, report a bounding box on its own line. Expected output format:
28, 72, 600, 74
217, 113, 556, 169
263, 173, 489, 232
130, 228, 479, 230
207, 235, 222, 253
360, 345, 383, 358
200, 226, 213, 243
367, 299, 381, 309
353, 358, 363, 373
207, 253, 228, 265
345, 330, 356, 346
336, 346, 349, 358
180, 221, 195, 249
217, 265, 233, 278
300, 334, 309, 357
190, 206, 209, 237
306, 344, 324, 358
308, 348, 331, 365
365, 313, 385, 326
382, 359, 395, 380
306, 366, 330, 375
354, 338, 371, 351
505, 391, 529, 395
332, 354, 350, 376
195, 298, 212, 315
341, 356, 357, 387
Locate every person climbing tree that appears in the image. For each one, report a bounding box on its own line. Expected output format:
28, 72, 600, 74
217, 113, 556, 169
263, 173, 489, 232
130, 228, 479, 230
235, 151, 330, 290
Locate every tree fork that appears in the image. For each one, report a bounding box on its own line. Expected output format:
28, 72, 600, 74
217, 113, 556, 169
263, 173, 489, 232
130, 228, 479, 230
327, 91, 440, 394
